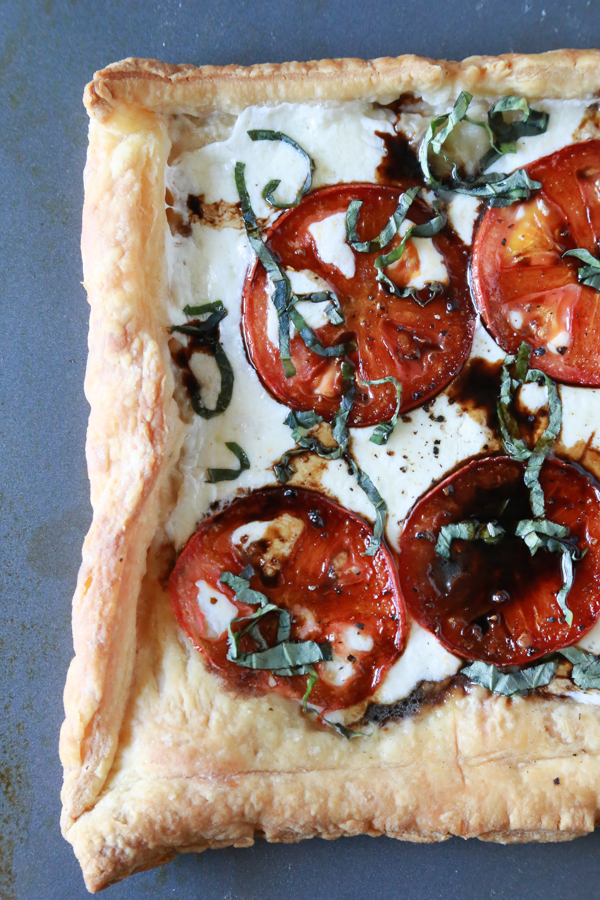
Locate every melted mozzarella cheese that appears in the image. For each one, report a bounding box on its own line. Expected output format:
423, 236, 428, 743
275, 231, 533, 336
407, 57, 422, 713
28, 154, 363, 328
167, 99, 600, 711
409, 236, 448, 287
447, 194, 481, 245
374, 620, 461, 703
308, 213, 356, 278
195, 580, 238, 640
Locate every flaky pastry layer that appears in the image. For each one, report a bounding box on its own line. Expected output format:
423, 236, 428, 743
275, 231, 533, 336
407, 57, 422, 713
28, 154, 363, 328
63, 52, 600, 892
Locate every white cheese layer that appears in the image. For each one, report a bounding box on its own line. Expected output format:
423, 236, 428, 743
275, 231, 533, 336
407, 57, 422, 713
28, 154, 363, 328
195, 580, 237, 640
167, 99, 600, 710
308, 213, 356, 278
374, 620, 461, 704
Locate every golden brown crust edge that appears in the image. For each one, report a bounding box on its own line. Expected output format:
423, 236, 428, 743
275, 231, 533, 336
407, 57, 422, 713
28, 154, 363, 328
59, 105, 183, 822
64, 51, 600, 893
84, 50, 600, 120
67, 682, 600, 892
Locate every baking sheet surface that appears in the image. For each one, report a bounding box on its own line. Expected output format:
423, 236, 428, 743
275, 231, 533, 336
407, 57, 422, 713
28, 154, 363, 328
2, 1, 600, 896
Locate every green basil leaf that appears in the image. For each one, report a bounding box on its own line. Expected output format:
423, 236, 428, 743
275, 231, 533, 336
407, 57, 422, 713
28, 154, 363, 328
360, 376, 403, 445
247, 129, 315, 209
319, 717, 373, 739
373, 198, 446, 300
301, 668, 319, 711
514, 521, 580, 626
344, 454, 387, 557
435, 520, 505, 558
462, 659, 558, 696
207, 441, 250, 483
563, 245, 600, 291
559, 647, 600, 689
191, 341, 234, 419
220, 567, 269, 607
227, 640, 332, 671
275, 364, 388, 556
302, 704, 373, 739
514, 519, 570, 552
170, 303, 235, 419
331, 361, 356, 451
418, 91, 474, 184
289, 305, 355, 358
222, 566, 329, 671
482, 96, 549, 167
451, 168, 542, 208
294, 291, 345, 326
345, 186, 420, 253
235, 161, 296, 377
497, 342, 562, 518
418, 92, 544, 206
182, 300, 227, 319
274, 447, 306, 483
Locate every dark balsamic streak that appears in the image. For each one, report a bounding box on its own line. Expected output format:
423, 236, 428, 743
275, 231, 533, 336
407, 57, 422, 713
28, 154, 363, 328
363, 677, 457, 726
375, 130, 423, 185
446, 357, 503, 432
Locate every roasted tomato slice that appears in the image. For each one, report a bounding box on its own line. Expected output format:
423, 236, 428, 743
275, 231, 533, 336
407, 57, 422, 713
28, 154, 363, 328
398, 455, 600, 666
243, 183, 474, 426
472, 140, 600, 385
170, 487, 405, 711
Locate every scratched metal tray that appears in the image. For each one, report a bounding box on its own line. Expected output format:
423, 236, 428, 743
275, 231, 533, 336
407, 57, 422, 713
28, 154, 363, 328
2, 1, 600, 897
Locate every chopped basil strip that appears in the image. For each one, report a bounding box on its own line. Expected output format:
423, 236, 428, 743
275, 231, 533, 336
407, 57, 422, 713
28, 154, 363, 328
319, 717, 373, 739
294, 291, 345, 326
345, 186, 420, 253
274, 363, 387, 555
247, 129, 315, 209
497, 342, 562, 518
302, 704, 373, 739
182, 301, 228, 325
373, 198, 445, 299
418, 92, 544, 207
360, 376, 403, 445
345, 184, 446, 301
235, 161, 296, 377
236, 162, 353, 374
514, 519, 570, 553
169, 304, 234, 419
345, 455, 388, 556
289, 304, 355, 358
207, 442, 250, 484
221, 567, 331, 673
514, 520, 582, 626
482, 95, 549, 168
220, 566, 270, 607
559, 647, 600, 690
301, 668, 319, 711
461, 659, 558, 696
382, 281, 445, 308
277, 362, 355, 475
228, 640, 332, 672
274, 447, 306, 484
436, 520, 505, 559
563, 245, 600, 291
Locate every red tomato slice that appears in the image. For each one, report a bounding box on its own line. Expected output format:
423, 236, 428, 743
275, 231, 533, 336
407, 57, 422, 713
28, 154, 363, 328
169, 487, 405, 712
472, 140, 600, 385
398, 455, 600, 666
242, 183, 474, 427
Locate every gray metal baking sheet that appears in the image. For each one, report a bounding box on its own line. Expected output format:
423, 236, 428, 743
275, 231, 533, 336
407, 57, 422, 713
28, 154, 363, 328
2, 1, 600, 896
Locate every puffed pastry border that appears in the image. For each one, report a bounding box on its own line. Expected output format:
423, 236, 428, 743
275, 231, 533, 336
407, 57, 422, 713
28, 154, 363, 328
62, 51, 600, 892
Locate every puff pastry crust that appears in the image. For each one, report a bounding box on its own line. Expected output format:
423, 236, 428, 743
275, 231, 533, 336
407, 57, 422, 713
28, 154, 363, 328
62, 51, 600, 892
